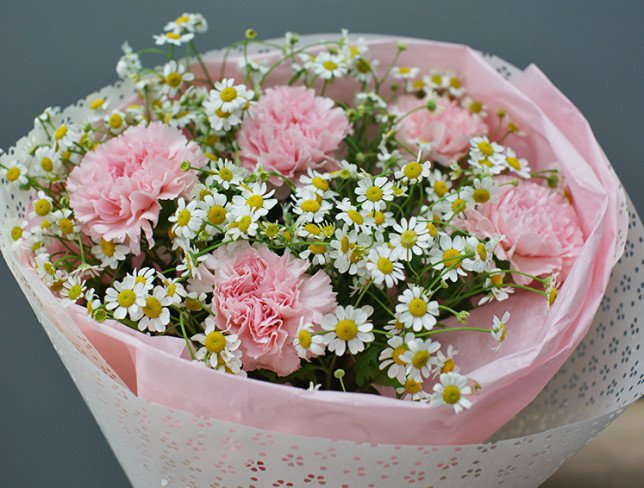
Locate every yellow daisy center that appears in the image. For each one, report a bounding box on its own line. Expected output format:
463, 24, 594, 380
441, 358, 455, 373
246, 194, 264, 210
117, 289, 136, 308
400, 230, 418, 249
208, 205, 226, 225
426, 222, 438, 237
6, 167, 21, 182
347, 209, 364, 225
109, 113, 123, 129
451, 198, 466, 214
237, 215, 252, 233
323, 60, 338, 71
215, 108, 230, 119
335, 319, 358, 341
377, 257, 394, 275
506, 157, 522, 171
34, 199, 51, 216
403, 162, 422, 179
449, 77, 461, 89
100, 239, 116, 257
40, 157, 54, 172
442, 385, 461, 404
372, 211, 385, 225
356, 58, 371, 73
300, 199, 320, 213
54, 125, 68, 141
10, 226, 23, 241
166, 72, 183, 88
166, 32, 181, 40
305, 223, 321, 235
411, 349, 430, 369
433, 180, 448, 197
404, 378, 422, 394
218, 167, 233, 181
59, 218, 74, 235
311, 176, 329, 191
308, 243, 327, 255
90, 98, 106, 110
392, 345, 407, 365
468, 101, 483, 113
67, 284, 83, 300
220, 87, 238, 102
477, 141, 494, 156
442, 248, 462, 268
340, 236, 350, 254
490, 274, 504, 287
205, 331, 227, 353
408, 297, 427, 317
298, 329, 312, 349
176, 209, 192, 227
142, 296, 162, 319
476, 242, 487, 260
365, 185, 383, 202
473, 188, 490, 203
548, 287, 558, 306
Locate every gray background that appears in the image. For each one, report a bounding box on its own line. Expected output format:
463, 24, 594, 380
0, 1, 642, 486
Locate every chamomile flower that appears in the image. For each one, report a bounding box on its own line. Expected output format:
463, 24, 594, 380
130, 267, 156, 292
208, 78, 253, 114
231, 182, 277, 218
379, 332, 416, 383
470, 176, 496, 205
116, 42, 142, 79
34, 146, 62, 177
425, 70, 449, 90
292, 188, 332, 223
384, 318, 406, 335
430, 372, 472, 413
391, 65, 419, 80
169, 198, 205, 240
435, 191, 472, 221
395, 286, 439, 331
478, 271, 514, 305
226, 206, 260, 240
84, 288, 102, 318
395, 159, 431, 185
105, 110, 127, 134
61, 275, 86, 307
176, 245, 207, 279
389, 217, 432, 261
205, 103, 244, 131
294, 320, 326, 360
192, 317, 244, 375
490, 311, 510, 349
51, 122, 81, 150
30, 191, 53, 219
355, 176, 394, 212
312, 51, 348, 79
336, 199, 375, 233
396, 377, 428, 401
7, 219, 29, 248
466, 235, 498, 273
446, 75, 465, 98
1, 160, 28, 185
104, 276, 147, 320
461, 96, 488, 117
51, 208, 79, 238
164, 13, 208, 34
426, 169, 452, 200
299, 240, 330, 266
154, 30, 195, 46
198, 192, 228, 230
400, 337, 441, 382
92, 238, 129, 269
162, 60, 195, 97
158, 275, 187, 305
436, 345, 459, 375
545, 273, 560, 309
468, 136, 505, 170
366, 245, 405, 288
299, 169, 336, 199
206, 158, 245, 189
138, 286, 172, 333
429, 234, 473, 282
503, 147, 531, 178
329, 226, 370, 275
322, 305, 374, 356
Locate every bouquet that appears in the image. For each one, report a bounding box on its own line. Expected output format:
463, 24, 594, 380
2, 13, 640, 486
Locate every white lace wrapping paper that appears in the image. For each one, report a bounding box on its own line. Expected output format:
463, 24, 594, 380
0, 37, 641, 487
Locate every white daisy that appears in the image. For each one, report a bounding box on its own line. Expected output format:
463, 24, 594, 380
389, 217, 432, 261
84, 288, 102, 318
138, 286, 172, 333
104, 110, 127, 134
379, 332, 416, 384
30, 191, 53, 219
226, 207, 260, 241
153, 30, 195, 46
355, 176, 394, 212
400, 337, 441, 382
176, 245, 207, 279
169, 198, 205, 240
478, 271, 514, 305
129, 267, 156, 292
208, 78, 253, 114
430, 372, 472, 413
329, 226, 370, 275
468, 136, 505, 173
60, 275, 86, 307
466, 235, 498, 273
192, 317, 244, 375
365, 245, 405, 288
425, 169, 452, 201
429, 234, 474, 282
391, 65, 419, 80
470, 176, 496, 205
164, 13, 208, 34
198, 192, 228, 230
294, 319, 325, 360
491, 311, 510, 348
1, 160, 28, 185
51, 208, 79, 238
104, 276, 147, 320
91, 238, 129, 269
162, 60, 195, 97
436, 345, 459, 375
205, 158, 245, 189
231, 182, 277, 218
34, 146, 62, 177
157, 275, 187, 305
396, 377, 428, 401
299, 240, 330, 266
298, 169, 336, 199
503, 147, 531, 178
312, 51, 348, 79
395, 159, 431, 185
116, 42, 142, 79
321, 305, 374, 356
336, 198, 375, 233
395, 286, 439, 331
292, 187, 332, 223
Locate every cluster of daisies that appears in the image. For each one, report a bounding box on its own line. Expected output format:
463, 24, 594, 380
1, 14, 564, 413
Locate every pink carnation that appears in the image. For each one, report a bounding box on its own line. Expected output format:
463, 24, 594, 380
67, 122, 206, 254
237, 85, 350, 184
393, 95, 487, 165
190, 242, 336, 376
459, 180, 585, 285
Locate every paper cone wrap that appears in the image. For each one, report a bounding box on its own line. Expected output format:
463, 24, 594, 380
1, 36, 641, 487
